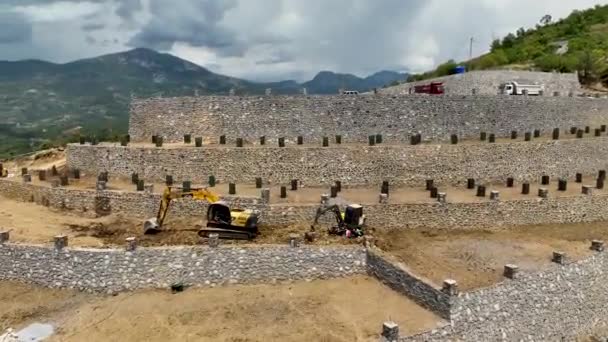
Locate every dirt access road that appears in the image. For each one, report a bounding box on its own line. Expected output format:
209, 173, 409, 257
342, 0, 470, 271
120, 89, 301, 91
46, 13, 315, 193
1, 277, 441, 342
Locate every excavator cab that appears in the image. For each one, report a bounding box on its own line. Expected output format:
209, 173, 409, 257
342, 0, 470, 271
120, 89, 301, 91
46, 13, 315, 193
206, 202, 232, 225
344, 204, 364, 227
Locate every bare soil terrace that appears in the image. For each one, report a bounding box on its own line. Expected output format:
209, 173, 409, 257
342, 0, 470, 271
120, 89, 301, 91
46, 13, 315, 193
1, 277, 441, 342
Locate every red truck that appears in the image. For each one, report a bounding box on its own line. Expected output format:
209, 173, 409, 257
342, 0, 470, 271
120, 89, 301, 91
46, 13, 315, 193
414, 82, 445, 95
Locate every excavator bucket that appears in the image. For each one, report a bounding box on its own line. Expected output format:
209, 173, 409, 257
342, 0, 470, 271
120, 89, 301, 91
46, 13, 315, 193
143, 218, 161, 235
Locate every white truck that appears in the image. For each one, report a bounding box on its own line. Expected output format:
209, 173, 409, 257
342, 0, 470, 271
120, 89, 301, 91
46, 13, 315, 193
500, 81, 545, 95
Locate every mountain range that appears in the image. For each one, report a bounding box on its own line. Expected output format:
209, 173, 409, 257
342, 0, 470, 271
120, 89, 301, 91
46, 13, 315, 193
0, 48, 407, 157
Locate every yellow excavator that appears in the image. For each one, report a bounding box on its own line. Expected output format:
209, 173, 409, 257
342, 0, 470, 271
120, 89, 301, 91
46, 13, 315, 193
143, 186, 259, 240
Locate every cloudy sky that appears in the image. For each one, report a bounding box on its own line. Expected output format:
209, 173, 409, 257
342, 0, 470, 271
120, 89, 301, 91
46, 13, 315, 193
0, 0, 606, 81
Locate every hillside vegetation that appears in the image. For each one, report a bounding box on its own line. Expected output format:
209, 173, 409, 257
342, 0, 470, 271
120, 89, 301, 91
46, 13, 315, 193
0, 48, 405, 158
407, 4, 608, 86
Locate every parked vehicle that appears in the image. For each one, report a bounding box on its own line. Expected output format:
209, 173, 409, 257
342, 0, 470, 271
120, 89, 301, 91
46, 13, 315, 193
500, 81, 545, 95
414, 82, 444, 95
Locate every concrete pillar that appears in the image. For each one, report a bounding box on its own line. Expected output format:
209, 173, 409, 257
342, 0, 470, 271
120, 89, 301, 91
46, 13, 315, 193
165, 175, 174, 186
442, 279, 458, 296
125, 237, 137, 251
585, 126, 591, 134
369, 135, 376, 146
430, 187, 438, 199
381, 322, 399, 342
297, 136, 303, 145
467, 178, 475, 189
379, 193, 389, 204
425, 179, 434, 191
229, 183, 236, 195
570, 126, 578, 134
280, 186, 287, 198
591, 240, 604, 252
576, 129, 584, 139
289, 234, 299, 248
602, 125, 607, 132
534, 129, 541, 138
375, 134, 383, 144
599, 170, 606, 180
335, 181, 342, 192
330, 186, 338, 198
291, 179, 298, 191
595, 128, 601, 137
552, 251, 566, 265
322, 137, 329, 147
541, 175, 550, 185
582, 185, 593, 195
576, 173, 583, 183
73, 169, 81, 180
538, 188, 549, 198
236, 138, 243, 147
524, 132, 532, 141
220, 135, 226, 145
208, 233, 219, 248
54, 235, 68, 251
131, 173, 139, 185
476, 185, 486, 197
558, 178, 567, 191
136, 179, 145, 192
597, 178, 604, 190
503, 264, 519, 279
260, 188, 270, 203
0, 231, 9, 244
335, 135, 342, 144
255, 177, 263, 189
195, 137, 203, 147
480, 132, 487, 141
184, 134, 192, 144
450, 134, 458, 144
144, 184, 154, 194
278, 137, 285, 147
260, 136, 266, 145
490, 190, 500, 200
552, 128, 560, 140
96, 180, 107, 191
38, 170, 46, 181
510, 131, 517, 139
506, 177, 514, 188
437, 192, 447, 203
522, 182, 530, 195
208, 175, 216, 187
488, 134, 495, 143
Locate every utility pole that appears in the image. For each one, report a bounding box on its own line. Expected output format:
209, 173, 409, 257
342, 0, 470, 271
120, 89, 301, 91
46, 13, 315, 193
469, 36, 474, 61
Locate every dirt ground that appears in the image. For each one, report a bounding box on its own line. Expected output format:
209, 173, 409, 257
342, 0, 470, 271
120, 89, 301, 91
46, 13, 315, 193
375, 222, 608, 290
1, 277, 441, 342
0, 195, 356, 247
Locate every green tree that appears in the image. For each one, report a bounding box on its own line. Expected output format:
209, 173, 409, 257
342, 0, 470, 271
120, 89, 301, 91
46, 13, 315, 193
540, 14, 552, 26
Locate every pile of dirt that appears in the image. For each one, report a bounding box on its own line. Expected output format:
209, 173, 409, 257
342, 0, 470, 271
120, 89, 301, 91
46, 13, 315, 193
375, 222, 608, 290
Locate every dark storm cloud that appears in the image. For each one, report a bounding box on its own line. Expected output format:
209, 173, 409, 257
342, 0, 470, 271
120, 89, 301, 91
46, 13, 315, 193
115, 0, 142, 20
255, 50, 295, 65
127, 0, 242, 55
0, 12, 32, 44
82, 22, 105, 31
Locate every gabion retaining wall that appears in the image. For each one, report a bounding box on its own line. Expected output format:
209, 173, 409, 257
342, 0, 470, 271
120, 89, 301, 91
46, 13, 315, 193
128, 94, 608, 143
66, 136, 608, 186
